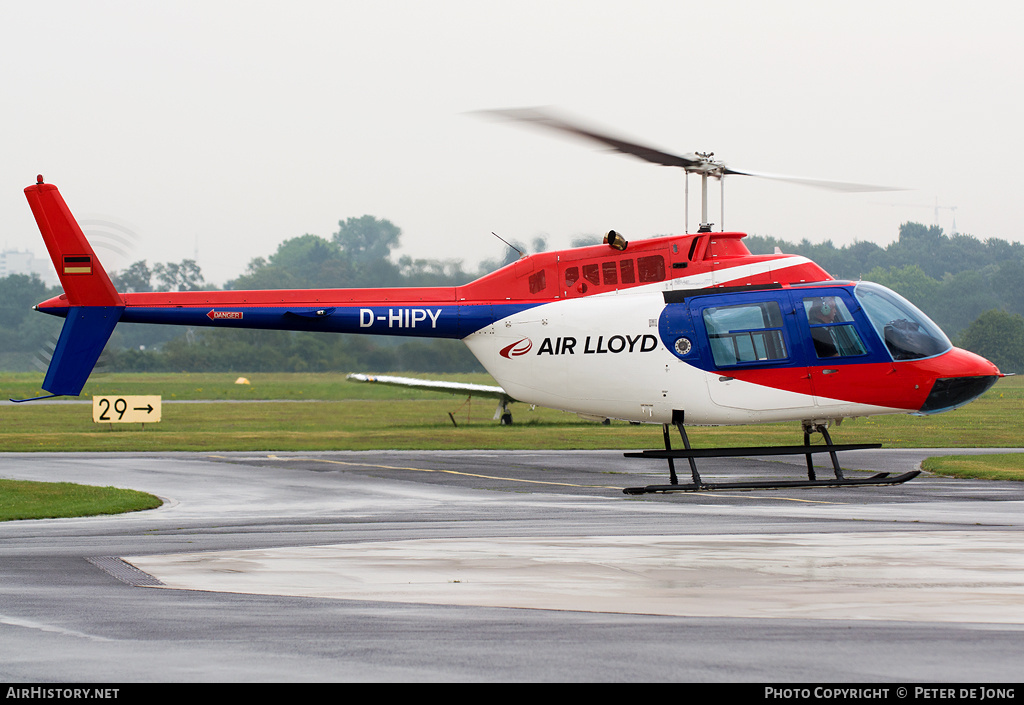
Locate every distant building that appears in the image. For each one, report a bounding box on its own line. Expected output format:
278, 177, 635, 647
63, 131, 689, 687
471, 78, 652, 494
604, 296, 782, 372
0, 249, 58, 287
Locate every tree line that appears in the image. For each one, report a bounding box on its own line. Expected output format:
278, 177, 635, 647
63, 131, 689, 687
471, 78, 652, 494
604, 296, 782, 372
1, 219, 1022, 374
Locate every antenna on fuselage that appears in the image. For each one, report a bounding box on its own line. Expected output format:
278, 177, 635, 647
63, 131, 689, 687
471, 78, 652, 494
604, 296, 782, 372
492, 231, 524, 259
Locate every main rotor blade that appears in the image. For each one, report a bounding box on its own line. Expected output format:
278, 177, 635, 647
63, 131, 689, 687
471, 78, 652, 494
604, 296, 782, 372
723, 167, 903, 193
477, 106, 903, 191
476, 107, 702, 170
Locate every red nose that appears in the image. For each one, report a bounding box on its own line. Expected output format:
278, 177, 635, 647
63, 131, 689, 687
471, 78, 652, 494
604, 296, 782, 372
917, 347, 1001, 414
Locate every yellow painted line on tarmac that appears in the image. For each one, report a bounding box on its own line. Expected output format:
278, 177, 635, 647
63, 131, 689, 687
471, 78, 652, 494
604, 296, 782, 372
208, 454, 622, 490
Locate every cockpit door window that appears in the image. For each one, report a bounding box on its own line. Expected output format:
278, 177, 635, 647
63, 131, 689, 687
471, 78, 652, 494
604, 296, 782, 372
802, 296, 868, 358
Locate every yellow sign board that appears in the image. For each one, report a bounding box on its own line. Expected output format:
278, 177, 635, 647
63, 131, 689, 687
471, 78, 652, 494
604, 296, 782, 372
92, 396, 162, 424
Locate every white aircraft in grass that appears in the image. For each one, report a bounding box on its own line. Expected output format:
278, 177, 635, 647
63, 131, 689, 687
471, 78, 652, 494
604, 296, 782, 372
345, 373, 518, 425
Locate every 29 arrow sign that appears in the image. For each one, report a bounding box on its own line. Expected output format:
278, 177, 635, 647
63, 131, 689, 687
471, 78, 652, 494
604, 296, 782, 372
92, 396, 162, 424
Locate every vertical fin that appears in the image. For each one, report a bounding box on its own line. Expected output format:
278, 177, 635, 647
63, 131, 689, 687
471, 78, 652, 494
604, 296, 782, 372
24, 177, 123, 307
20, 178, 125, 398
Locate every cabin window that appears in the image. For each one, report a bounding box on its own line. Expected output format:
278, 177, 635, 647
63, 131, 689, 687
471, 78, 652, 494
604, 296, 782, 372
619, 259, 635, 284
529, 269, 547, 294
602, 261, 618, 286
637, 255, 665, 283
703, 301, 788, 367
582, 263, 601, 286
802, 296, 868, 358
564, 267, 579, 288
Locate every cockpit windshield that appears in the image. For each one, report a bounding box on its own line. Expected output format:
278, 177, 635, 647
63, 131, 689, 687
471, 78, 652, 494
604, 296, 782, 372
854, 282, 951, 360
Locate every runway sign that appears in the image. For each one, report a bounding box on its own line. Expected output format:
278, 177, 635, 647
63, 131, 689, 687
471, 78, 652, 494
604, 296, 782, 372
92, 396, 162, 424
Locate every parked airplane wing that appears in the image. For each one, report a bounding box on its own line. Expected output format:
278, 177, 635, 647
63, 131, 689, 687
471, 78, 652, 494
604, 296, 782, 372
346, 373, 511, 400
346, 373, 518, 424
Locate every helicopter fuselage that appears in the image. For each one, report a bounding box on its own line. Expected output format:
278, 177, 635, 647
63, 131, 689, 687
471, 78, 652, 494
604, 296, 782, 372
29, 179, 998, 426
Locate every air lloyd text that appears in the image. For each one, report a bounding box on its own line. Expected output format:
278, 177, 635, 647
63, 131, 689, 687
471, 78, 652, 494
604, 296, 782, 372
537, 335, 658, 355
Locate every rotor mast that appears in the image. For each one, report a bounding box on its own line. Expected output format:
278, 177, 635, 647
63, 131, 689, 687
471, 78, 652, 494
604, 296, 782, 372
690, 151, 726, 233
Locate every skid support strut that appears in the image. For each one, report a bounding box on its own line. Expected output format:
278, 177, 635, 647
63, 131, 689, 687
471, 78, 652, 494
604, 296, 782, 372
803, 422, 843, 481
623, 422, 917, 494
661, 422, 701, 487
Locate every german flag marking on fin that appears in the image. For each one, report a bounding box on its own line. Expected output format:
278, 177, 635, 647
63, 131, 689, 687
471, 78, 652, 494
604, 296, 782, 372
62, 255, 93, 275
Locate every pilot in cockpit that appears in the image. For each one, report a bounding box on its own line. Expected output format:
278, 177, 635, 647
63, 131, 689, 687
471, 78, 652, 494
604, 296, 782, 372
807, 296, 840, 326
807, 296, 841, 357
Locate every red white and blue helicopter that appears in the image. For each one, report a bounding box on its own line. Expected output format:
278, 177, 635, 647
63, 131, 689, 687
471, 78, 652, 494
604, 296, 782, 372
17, 108, 1002, 493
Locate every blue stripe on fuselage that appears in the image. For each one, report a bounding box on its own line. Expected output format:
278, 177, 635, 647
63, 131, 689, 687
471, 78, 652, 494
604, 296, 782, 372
118, 302, 544, 339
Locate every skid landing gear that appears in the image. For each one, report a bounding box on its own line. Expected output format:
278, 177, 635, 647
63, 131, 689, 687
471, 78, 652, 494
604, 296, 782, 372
623, 422, 919, 494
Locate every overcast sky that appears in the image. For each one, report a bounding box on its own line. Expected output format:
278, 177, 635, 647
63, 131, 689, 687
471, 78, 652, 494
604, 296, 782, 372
2, 1, 1021, 285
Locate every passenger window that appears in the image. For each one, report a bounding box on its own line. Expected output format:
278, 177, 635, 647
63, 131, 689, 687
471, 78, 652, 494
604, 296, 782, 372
564, 267, 579, 288
583, 263, 600, 286
619, 259, 635, 284
703, 301, 788, 367
529, 269, 547, 294
637, 255, 665, 283
602, 261, 618, 286
803, 296, 868, 358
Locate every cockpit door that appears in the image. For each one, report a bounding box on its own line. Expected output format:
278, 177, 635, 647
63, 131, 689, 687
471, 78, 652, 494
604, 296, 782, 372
791, 287, 895, 408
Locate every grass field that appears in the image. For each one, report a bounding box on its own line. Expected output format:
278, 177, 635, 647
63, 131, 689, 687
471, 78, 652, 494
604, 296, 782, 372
922, 454, 1024, 482
1, 370, 1022, 473
0, 478, 162, 521
1, 371, 1021, 451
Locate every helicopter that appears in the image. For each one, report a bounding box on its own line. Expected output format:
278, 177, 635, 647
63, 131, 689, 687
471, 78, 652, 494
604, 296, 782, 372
16, 109, 1002, 493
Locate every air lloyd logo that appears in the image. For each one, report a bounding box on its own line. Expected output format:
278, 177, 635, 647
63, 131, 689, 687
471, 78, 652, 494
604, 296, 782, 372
500, 338, 533, 358
502, 335, 658, 359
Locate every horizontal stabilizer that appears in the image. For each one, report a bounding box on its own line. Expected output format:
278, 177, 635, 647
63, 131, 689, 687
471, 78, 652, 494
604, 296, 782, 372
42, 306, 122, 396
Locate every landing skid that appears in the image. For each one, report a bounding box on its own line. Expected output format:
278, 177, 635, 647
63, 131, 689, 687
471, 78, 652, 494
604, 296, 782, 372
623, 471, 920, 494
622, 421, 916, 494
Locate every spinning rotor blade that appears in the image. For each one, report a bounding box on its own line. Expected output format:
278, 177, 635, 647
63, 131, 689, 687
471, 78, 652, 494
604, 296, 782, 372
476, 107, 703, 170
478, 107, 900, 191
722, 167, 902, 193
